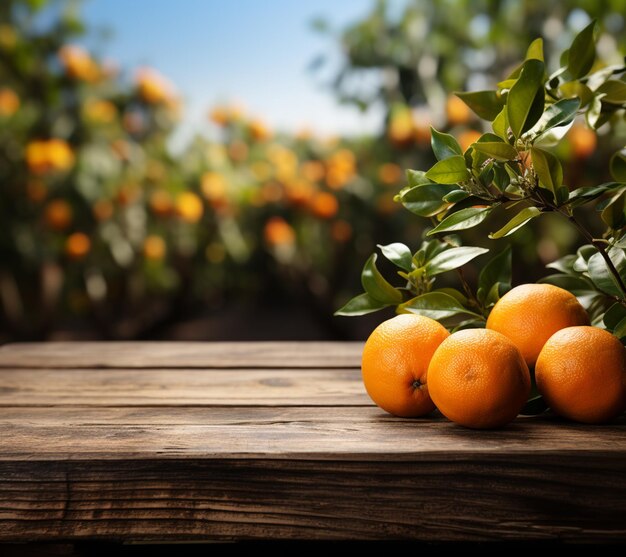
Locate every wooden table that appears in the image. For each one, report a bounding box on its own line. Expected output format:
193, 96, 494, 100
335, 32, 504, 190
0, 341, 625, 547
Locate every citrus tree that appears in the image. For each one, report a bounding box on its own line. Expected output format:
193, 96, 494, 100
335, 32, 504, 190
337, 21, 626, 340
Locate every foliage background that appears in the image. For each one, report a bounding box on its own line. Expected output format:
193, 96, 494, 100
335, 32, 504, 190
1, 0, 625, 341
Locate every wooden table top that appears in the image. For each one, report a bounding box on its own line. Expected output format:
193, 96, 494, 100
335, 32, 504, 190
0, 341, 625, 543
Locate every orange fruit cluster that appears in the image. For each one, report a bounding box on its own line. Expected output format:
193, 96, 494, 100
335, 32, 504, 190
361, 284, 626, 429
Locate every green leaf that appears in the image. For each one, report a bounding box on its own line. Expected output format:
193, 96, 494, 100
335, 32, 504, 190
567, 20, 596, 79
525, 38, 544, 62
567, 183, 619, 207
600, 188, 626, 229
492, 106, 510, 142
455, 91, 504, 121
361, 254, 403, 304
377, 243, 412, 272
471, 141, 518, 162
586, 93, 604, 129
558, 82, 593, 107
398, 292, 481, 320
334, 293, 390, 316
425, 156, 469, 184
545, 254, 577, 274
613, 317, 626, 339
538, 274, 597, 296
478, 245, 512, 304
430, 127, 462, 160
524, 98, 580, 139
406, 169, 431, 187
587, 247, 626, 298
427, 206, 492, 236
489, 206, 542, 239
442, 190, 470, 203
595, 80, 626, 104
531, 147, 563, 195
399, 183, 456, 217
424, 246, 489, 276
507, 59, 545, 138
603, 302, 626, 330
492, 165, 510, 190
610, 151, 626, 182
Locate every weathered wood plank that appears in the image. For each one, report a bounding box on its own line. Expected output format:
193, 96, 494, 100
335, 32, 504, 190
0, 407, 624, 459
0, 368, 367, 407
0, 342, 364, 369
0, 456, 625, 542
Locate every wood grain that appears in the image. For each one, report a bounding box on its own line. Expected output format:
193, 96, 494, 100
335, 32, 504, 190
0, 368, 368, 407
0, 456, 625, 542
0, 341, 625, 543
0, 406, 625, 460
0, 342, 364, 369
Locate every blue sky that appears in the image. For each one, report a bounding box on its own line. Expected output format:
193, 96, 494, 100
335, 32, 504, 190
80, 0, 389, 145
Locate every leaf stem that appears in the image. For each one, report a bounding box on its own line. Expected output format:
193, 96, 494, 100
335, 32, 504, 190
558, 209, 626, 299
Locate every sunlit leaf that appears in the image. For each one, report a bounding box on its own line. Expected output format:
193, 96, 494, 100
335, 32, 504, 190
430, 127, 462, 160
428, 206, 492, 235
524, 98, 580, 140
525, 38, 544, 62
567, 20, 596, 79
595, 80, 626, 104
442, 190, 470, 203
398, 292, 481, 320
399, 183, 456, 217
455, 90, 504, 121
507, 59, 545, 138
425, 156, 470, 184
424, 246, 489, 276
531, 147, 563, 196
377, 243, 412, 272
334, 293, 390, 316
489, 206, 542, 239
471, 141, 518, 162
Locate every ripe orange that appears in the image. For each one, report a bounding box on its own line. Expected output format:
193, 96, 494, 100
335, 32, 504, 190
65, 232, 91, 260
427, 328, 531, 429
535, 326, 626, 424
486, 283, 589, 366
361, 314, 449, 417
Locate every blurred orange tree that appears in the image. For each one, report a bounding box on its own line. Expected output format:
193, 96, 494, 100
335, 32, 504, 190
1, 0, 625, 340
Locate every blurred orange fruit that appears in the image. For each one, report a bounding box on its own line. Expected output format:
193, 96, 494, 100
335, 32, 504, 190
486, 283, 589, 367
175, 192, 204, 223
228, 140, 249, 162
0, 88, 19, 117
378, 163, 403, 185
65, 232, 91, 260
92, 199, 114, 222
568, 123, 597, 159
458, 129, 482, 152
58, 45, 99, 82
25, 139, 74, 175
428, 328, 530, 429
264, 216, 295, 246
149, 190, 173, 217
310, 191, 338, 219
284, 179, 315, 206
26, 180, 47, 203
143, 235, 167, 261
135, 67, 175, 104
84, 99, 117, 124
300, 160, 325, 183
536, 326, 626, 424
361, 314, 449, 417
331, 220, 352, 243
249, 119, 271, 141
445, 95, 472, 126
44, 200, 73, 231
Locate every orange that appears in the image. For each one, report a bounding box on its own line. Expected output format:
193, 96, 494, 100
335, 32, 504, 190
310, 191, 338, 219
445, 95, 471, 126
568, 123, 597, 159
263, 217, 295, 246
458, 129, 482, 152
0, 88, 19, 117
44, 200, 73, 231
65, 233, 91, 260
428, 328, 531, 429
535, 326, 626, 424
143, 235, 167, 261
378, 163, 403, 185
361, 314, 449, 418
486, 284, 589, 366
175, 192, 204, 223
